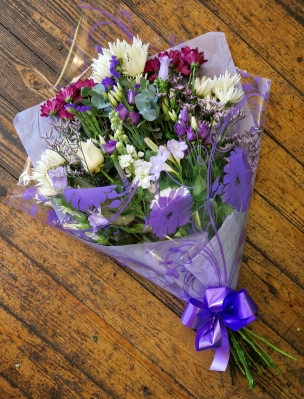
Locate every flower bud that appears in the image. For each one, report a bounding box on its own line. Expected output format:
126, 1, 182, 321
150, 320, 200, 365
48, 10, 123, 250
108, 92, 118, 107
190, 116, 198, 131
168, 109, 177, 122
162, 97, 169, 115
77, 139, 104, 173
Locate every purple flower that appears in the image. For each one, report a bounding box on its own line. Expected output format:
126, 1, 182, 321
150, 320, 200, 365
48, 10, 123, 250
222, 147, 252, 212
150, 145, 171, 179
128, 89, 137, 105
174, 122, 186, 137
128, 111, 141, 125
88, 210, 109, 232
167, 139, 188, 162
147, 188, 193, 238
48, 166, 68, 191
158, 55, 171, 80
102, 140, 117, 154
115, 103, 129, 121
198, 123, 209, 139
102, 76, 114, 90
109, 55, 120, 79
186, 126, 196, 142
180, 108, 190, 124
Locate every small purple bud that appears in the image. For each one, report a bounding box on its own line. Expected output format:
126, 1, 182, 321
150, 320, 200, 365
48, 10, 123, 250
180, 108, 190, 124
48, 166, 68, 191
186, 126, 196, 142
174, 122, 186, 137
127, 89, 137, 105
102, 140, 117, 154
158, 55, 171, 80
128, 111, 141, 125
115, 102, 129, 121
197, 123, 209, 139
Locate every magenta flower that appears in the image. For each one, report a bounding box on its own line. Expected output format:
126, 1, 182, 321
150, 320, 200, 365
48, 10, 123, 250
57, 85, 77, 103
74, 78, 95, 90
147, 188, 193, 238
58, 108, 74, 119
144, 57, 160, 73
222, 147, 252, 212
40, 98, 63, 117
181, 46, 207, 68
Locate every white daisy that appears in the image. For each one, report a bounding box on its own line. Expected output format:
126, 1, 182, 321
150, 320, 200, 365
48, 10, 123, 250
194, 76, 214, 97
31, 149, 65, 197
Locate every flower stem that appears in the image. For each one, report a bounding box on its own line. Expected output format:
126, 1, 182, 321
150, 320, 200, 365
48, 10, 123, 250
100, 168, 114, 183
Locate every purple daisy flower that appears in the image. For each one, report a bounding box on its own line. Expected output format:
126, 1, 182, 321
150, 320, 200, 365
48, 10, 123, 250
222, 147, 252, 212
147, 188, 193, 238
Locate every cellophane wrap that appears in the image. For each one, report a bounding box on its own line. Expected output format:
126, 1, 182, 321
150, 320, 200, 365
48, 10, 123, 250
10, 6, 271, 302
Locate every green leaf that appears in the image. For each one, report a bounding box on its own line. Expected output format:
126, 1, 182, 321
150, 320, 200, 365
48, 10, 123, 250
91, 83, 106, 95
81, 87, 91, 97
91, 95, 110, 109
192, 175, 207, 201
141, 108, 157, 121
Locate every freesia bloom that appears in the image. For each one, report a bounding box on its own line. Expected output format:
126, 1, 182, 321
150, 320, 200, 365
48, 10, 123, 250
133, 159, 153, 189
150, 146, 172, 179
77, 139, 104, 173
167, 139, 188, 162
147, 187, 193, 238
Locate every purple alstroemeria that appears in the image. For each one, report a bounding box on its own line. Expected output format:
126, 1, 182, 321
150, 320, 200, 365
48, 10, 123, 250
158, 55, 171, 80
115, 103, 129, 121
48, 166, 68, 191
174, 122, 186, 137
186, 126, 196, 142
128, 111, 141, 125
147, 188, 193, 238
102, 140, 117, 154
128, 89, 137, 105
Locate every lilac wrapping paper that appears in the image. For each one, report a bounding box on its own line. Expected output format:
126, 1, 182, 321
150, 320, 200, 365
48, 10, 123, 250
12, 32, 271, 302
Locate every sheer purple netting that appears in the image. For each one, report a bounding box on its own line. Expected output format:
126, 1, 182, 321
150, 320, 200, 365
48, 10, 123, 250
9, 5, 271, 302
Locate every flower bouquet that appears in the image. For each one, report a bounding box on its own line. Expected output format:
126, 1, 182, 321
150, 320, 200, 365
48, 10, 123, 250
11, 24, 295, 388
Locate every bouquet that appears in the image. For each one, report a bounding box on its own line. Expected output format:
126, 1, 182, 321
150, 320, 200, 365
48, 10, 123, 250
12, 30, 295, 388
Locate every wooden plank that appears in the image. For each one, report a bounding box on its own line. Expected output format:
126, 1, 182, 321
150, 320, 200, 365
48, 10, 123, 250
198, 0, 304, 93
1, 165, 303, 397
0, 375, 29, 399
0, 306, 113, 398
0, 234, 200, 399
121, 0, 304, 161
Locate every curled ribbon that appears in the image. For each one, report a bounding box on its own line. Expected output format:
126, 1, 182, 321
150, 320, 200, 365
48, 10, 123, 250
181, 287, 258, 371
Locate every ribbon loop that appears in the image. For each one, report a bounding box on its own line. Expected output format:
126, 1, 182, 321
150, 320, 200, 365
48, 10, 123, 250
181, 287, 258, 371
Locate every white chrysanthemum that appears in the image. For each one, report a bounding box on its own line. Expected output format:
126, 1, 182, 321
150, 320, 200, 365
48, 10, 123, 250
213, 71, 241, 91
123, 36, 149, 77
91, 54, 111, 82
194, 76, 214, 97
105, 38, 128, 59
213, 86, 244, 104
31, 149, 65, 197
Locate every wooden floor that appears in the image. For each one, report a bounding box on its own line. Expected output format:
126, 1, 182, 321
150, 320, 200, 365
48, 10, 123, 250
0, 0, 303, 398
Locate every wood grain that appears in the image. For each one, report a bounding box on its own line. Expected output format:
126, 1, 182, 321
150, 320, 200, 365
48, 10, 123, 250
0, 0, 303, 397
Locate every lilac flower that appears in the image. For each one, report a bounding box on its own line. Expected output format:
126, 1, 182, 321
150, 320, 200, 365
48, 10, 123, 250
128, 89, 137, 105
47, 166, 68, 191
102, 140, 117, 154
109, 55, 120, 79
147, 188, 193, 238
174, 122, 186, 137
167, 139, 188, 162
102, 76, 114, 90
115, 103, 129, 121
150, 145, 171, 179
222, 147, 252, 212
128, 111, 141, 125
158, 55, 171, 80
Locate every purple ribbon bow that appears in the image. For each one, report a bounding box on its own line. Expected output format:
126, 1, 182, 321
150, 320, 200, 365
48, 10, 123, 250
181, 287, 258, 371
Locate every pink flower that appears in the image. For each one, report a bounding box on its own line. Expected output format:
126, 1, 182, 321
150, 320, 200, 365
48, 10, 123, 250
57, 85, 78, 103
144, 57, 160, 73
58, 108, 74, 119
74, 78, 95, 90
181, 46, 207, 68
40, 98, 63, 117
